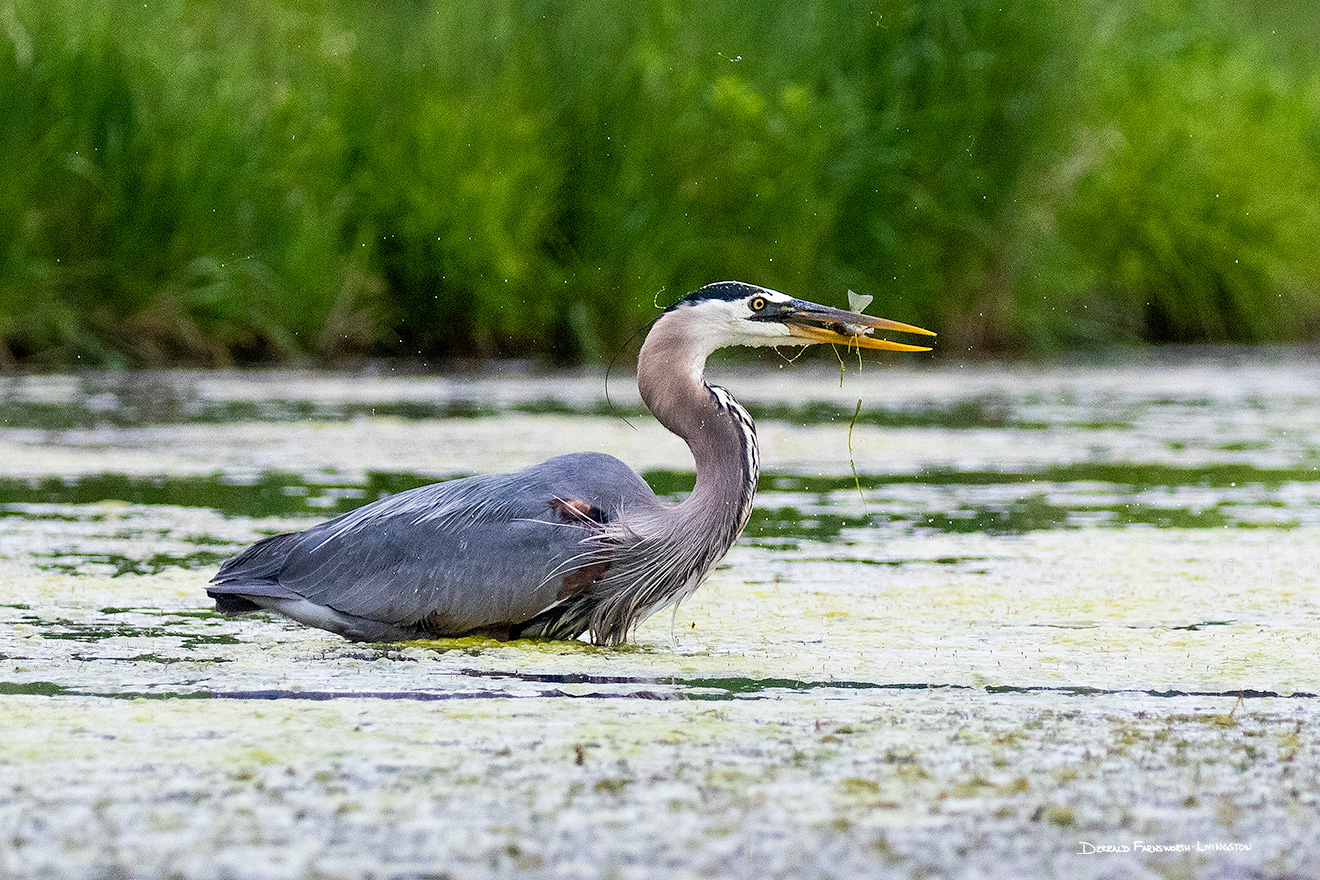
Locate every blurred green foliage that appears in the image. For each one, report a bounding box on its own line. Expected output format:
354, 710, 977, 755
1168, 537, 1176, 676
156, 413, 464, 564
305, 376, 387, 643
0, 0, 1317, 366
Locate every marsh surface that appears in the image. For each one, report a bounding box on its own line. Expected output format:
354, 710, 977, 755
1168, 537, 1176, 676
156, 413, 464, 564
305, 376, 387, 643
2, 354, 1318, 878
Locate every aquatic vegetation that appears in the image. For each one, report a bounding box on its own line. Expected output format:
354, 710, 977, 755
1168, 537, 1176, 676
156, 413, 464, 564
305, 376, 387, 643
1, 359, 1318, 876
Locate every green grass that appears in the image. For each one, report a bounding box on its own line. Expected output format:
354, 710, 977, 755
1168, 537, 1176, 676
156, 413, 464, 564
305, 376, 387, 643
1, 0, 1317, 366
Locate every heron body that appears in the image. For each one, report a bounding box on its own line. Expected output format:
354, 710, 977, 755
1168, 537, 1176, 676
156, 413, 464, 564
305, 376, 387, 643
208, 282, 933, 644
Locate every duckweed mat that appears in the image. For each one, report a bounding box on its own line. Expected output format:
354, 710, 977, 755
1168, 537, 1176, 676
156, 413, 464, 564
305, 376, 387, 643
2, 358, 1319, 878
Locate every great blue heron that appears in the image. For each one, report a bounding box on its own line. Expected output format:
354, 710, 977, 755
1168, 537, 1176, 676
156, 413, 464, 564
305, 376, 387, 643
208, 282, 934, 644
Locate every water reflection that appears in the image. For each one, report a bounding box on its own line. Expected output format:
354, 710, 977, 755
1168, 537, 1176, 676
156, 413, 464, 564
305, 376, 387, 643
3, 459, 1319, 579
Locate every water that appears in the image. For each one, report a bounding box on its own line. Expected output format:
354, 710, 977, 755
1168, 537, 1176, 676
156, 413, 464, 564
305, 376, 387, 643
2, 354, 1318, 878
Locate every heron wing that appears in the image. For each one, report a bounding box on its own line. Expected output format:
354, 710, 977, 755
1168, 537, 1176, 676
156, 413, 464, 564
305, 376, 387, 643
209, 452, 658, 634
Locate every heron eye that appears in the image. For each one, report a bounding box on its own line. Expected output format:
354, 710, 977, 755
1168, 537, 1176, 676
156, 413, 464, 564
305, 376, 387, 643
750, 297, 767, 312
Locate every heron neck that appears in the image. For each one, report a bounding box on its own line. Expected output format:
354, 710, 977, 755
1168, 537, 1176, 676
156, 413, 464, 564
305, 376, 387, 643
637, 314, 759, 534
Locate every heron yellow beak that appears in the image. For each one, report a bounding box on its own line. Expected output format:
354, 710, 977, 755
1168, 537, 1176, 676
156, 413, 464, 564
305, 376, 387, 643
779, 299, 936, 352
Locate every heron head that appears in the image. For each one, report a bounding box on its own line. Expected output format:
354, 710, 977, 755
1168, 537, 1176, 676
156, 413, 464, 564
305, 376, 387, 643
665, 281, 935, 352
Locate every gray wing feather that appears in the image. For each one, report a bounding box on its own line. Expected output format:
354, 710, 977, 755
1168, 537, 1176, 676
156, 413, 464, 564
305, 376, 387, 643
210, 453, 657, 635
